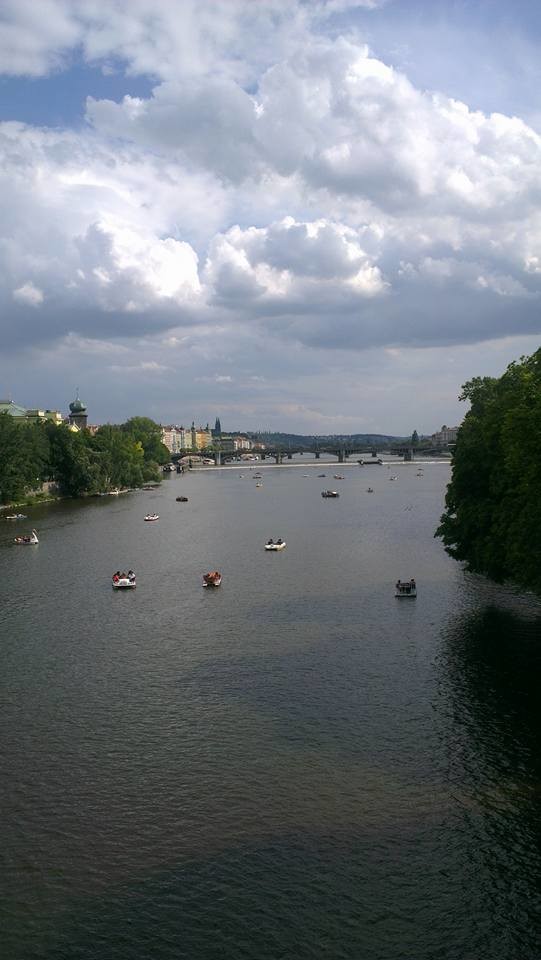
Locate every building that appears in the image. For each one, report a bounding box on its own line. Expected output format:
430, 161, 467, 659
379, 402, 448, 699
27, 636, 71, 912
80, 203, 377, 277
0, 400, 64, 424
212, 417, 222, 438
431, 424, 459, 446
194, 424, 213, 450
25, 409, 63, 425
0, 399, 28, 417
234, 436, 252, 451
68, 392, 88, 430
161, 425, 185, 454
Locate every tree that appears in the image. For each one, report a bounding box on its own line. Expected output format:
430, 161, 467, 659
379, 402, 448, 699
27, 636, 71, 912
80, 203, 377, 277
0, 414, 49, 503
411, 430, 419, 447
121, 417, 169, 464
436, 349, 541, 594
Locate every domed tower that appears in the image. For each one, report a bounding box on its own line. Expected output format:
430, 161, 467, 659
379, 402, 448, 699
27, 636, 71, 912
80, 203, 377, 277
68, 390, 88, 430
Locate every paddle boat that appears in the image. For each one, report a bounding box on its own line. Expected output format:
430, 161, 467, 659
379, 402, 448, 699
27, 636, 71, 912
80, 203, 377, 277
366, 487, 374, 493
14, 529, 39, 545
4, 513, 27, 520
176, 496, 189, 502
265, 539, 286, 551
317, 474, 326, 478
395, 578, 417, 598
333, 475, 345, 480
144, 513, 159, 521
321, 490, 339, 498
203, 571, 222, 587
112, 571, 136, 589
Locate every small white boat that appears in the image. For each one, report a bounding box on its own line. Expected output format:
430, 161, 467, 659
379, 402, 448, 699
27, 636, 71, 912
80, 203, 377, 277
265, 540, 286, 551
112, 572, 136, 589
395, 579, 417, 598
389, 476, 399, 481
14, 529, 39, 545
203, 571, 222, 587
4, 513, 27, 520
256, 482, 263, 488
321, 490, 339, 498
144, 513, 159, 521
333, 475, 345, 480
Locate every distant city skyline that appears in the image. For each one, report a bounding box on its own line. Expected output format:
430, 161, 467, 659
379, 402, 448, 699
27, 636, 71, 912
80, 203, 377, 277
1, 1, 540, 431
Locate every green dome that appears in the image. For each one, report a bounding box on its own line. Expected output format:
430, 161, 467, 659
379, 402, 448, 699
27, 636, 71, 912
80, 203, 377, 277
69, 397, 86, 414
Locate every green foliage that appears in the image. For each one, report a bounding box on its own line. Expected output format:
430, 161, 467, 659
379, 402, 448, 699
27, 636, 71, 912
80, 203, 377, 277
436, 349, 541, 594
121, 417, 169, 464
0, 413, 165, 504
0, 414, 49, 503
411, 430, 419, 446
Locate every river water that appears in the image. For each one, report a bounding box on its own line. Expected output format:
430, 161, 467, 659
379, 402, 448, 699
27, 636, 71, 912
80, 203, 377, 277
1, 460, 540, 960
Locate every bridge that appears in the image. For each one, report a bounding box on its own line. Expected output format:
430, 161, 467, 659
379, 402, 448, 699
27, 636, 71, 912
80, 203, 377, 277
171, 444, 419, 466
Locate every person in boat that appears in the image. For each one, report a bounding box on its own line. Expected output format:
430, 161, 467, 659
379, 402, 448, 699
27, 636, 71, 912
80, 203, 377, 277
276, 537, 283, 544
396, 579, 401, 588
267, 538, 274, 545
113, 572, 120, 582
128, 570, 135, 581
410, 578, 416, 588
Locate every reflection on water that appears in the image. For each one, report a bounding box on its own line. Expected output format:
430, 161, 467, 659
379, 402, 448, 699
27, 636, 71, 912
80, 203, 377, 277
436, 606, 541, 960
1, 464, 540, 959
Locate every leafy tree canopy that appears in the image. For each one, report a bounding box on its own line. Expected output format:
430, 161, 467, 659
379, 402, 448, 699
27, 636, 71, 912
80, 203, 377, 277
436, 348, 541, 594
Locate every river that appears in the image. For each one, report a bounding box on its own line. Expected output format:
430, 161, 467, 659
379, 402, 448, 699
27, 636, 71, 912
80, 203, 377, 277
1, 460, 540, 959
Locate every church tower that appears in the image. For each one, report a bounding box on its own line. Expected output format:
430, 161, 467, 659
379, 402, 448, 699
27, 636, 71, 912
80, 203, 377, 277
68, 390, 88, 430
213, 416, 222, 438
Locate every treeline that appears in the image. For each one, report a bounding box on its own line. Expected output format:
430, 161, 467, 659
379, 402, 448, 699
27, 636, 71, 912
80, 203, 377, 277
0, 415, 169, 504
437, 348, 541, 595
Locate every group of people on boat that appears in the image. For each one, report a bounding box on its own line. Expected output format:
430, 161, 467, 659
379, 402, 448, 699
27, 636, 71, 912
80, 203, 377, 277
13, 529, 38, 544
396, 578, 416, 589
112, 570, 136, 583
267, 538, 284, 545
203, 571, 222, 587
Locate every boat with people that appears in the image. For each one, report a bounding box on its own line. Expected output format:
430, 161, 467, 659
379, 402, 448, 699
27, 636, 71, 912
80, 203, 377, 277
203, 571, 222, 587
144, 513, 159, 521
333, 475, 345, 480
395, 578, 417, 598
265, 538, 286, 551
317, 474, 326, 478
389, 476, 399, 481
366, 487, 374, 493
176, 496, 189, 502
112, 570, 136, 589
13, 529, 39, 545
256, 482, 263, 487
4, 513, 27, 520
321, 490, 339, 498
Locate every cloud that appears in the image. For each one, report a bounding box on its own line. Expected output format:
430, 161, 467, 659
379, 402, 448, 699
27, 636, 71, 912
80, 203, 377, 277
13, 281, 44, 306
1, 2, 541, 432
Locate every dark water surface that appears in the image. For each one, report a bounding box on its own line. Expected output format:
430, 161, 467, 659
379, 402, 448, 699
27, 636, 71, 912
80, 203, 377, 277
1, 461, 540, 959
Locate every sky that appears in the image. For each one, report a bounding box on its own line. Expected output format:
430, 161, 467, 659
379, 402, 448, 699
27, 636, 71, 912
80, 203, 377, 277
1, 0, 540, 435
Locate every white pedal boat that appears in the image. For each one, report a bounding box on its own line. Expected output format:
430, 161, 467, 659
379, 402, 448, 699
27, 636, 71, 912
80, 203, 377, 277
265, 540, 286, 550
14, 529, 39, 544
112, 574, 136, 589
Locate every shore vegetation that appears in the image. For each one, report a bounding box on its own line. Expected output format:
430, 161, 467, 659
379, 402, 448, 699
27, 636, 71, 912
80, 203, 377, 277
0, 414, 169, 505
436, 348, 541, 595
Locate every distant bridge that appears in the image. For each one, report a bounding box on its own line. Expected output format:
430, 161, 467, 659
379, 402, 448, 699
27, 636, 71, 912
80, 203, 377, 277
171, 444, 424, 466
